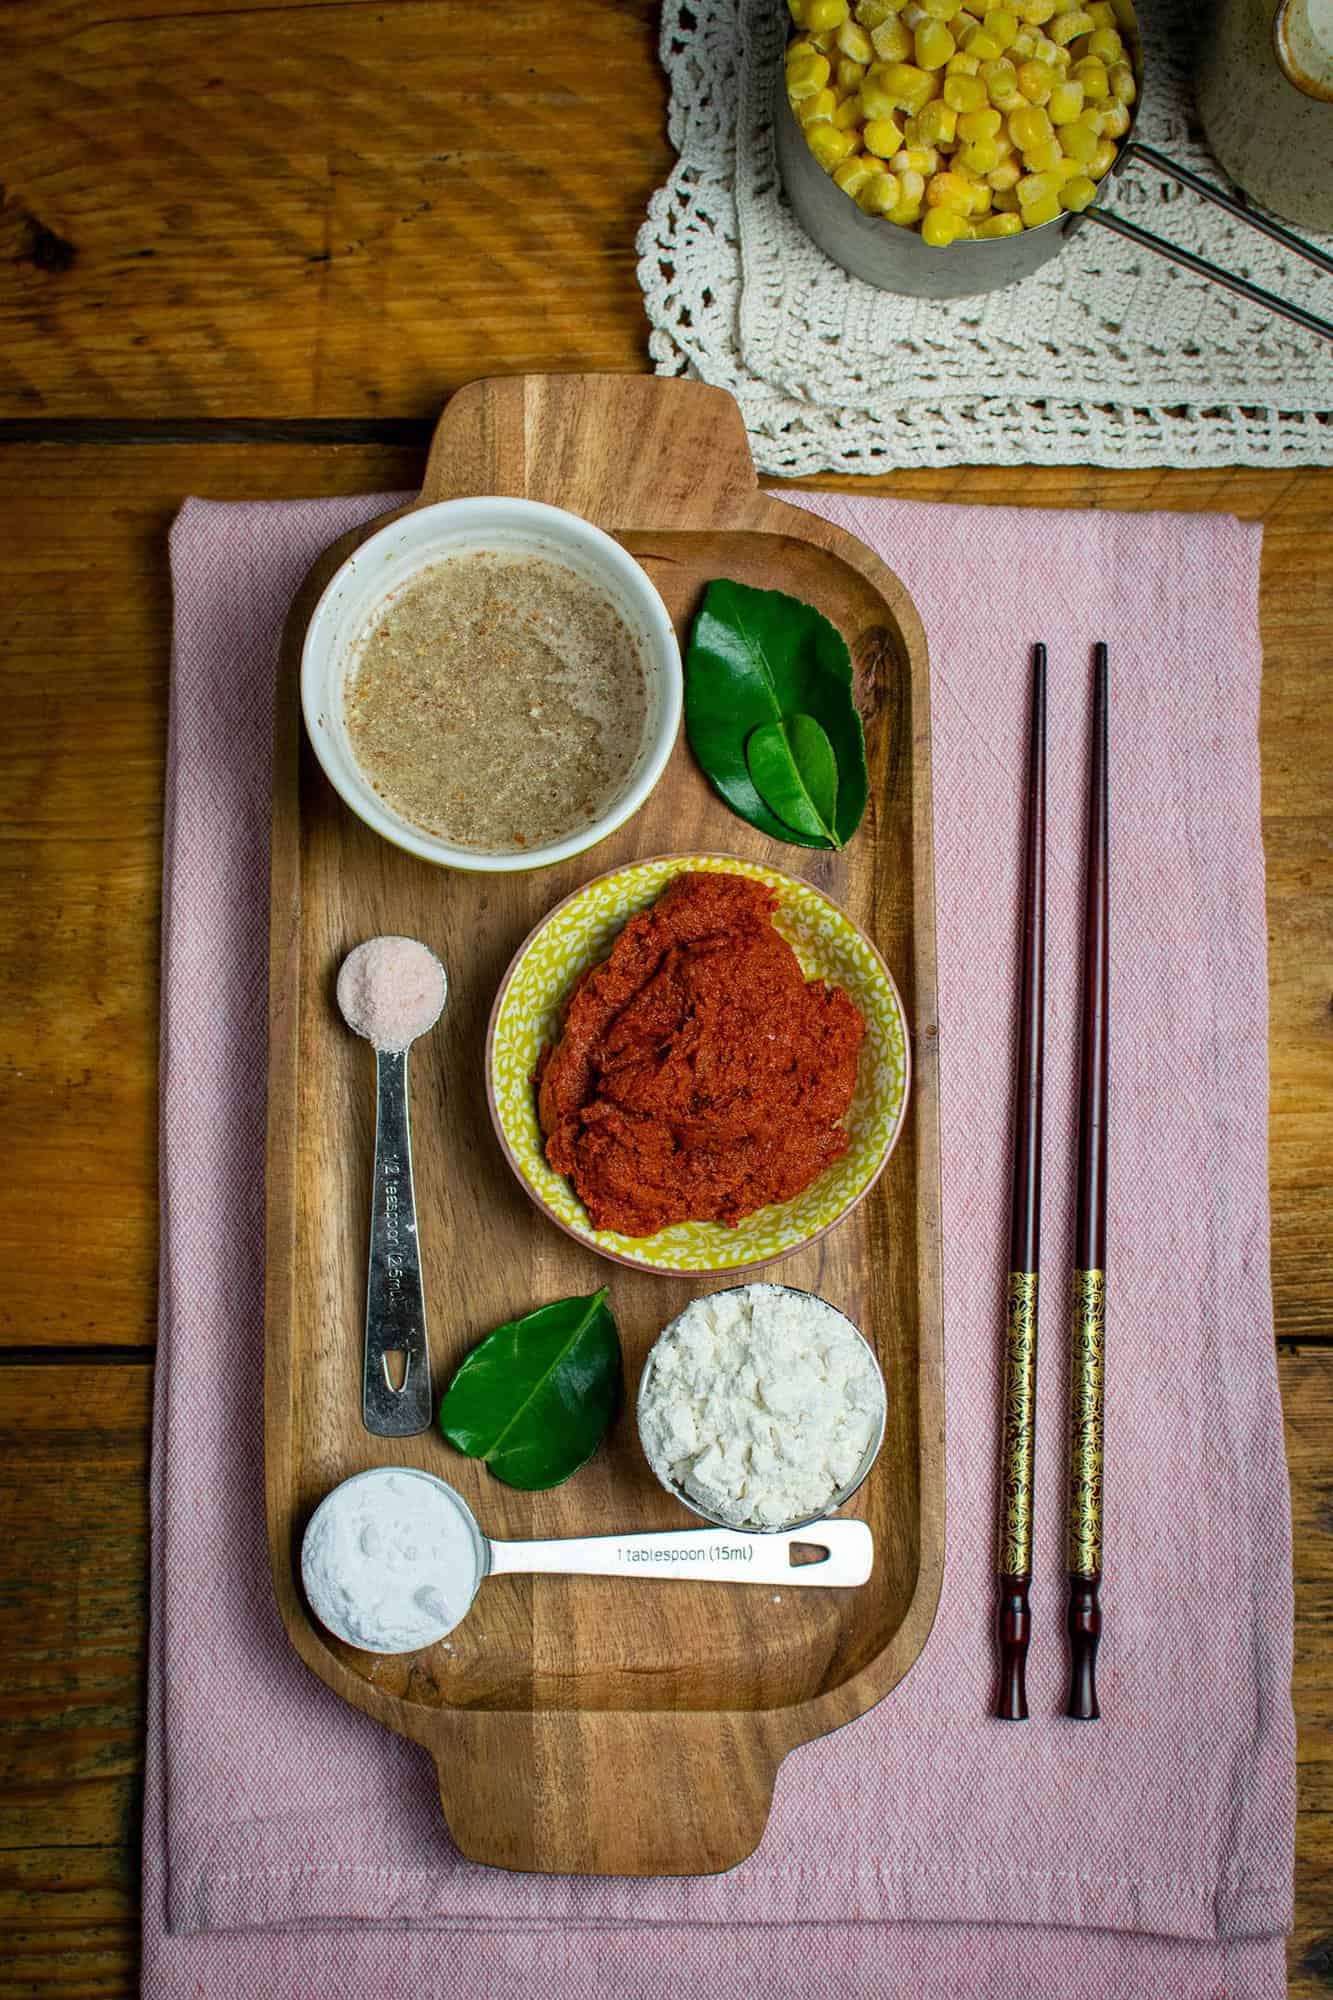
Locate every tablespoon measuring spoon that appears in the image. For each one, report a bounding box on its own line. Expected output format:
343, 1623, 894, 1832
336, 937, 447, 1437
301, 1467, 876, 1654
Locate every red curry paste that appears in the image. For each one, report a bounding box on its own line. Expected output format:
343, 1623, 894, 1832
536, 872, 865, 1237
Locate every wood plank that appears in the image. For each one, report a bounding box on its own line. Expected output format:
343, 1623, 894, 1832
1, 0, 670, 418
0, 1348, 1327, 1990
0, 443, 421, 1348
3, 447, 1327, 1349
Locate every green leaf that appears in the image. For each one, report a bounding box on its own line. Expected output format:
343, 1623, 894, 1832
684, 579, 868, 850
437, 1289, 622, 1491
746, 713, 841, 847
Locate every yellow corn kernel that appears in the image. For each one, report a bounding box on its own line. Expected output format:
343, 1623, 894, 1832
1049, 152, 1081, 181
863, 113, 906, 152
917, 98, 959, 143
798, 86, 839, 122
1049, 5, 1093, 41
805, 0, 852, 28
856, 168, 903, 209
809, 28, 840, 50
892, 143, 940, 171
895, 165, 927, 203
883, 58, 937, 107
1029, 30, 1062, 61
1086, 26, 1122, 59
787, 51, 833, 97
919, 0, 958, 16
957, 104, 1003, 137
1074, 57, 1110, 98
1023, 188, 1062, 222
948, 8, 976, 35
987, 155, 1023, 187
1016, 167, 1056, 201
860, 73, 898, 116
1059, 171, 1097, 209
833, 154, 877, 195
1099, 97, 1130, 135
870, 14, 914, 57
978, 209, 1024, 234
1087, 135, 1117, 176
1057, 117, 1095, 161
836, 54, 867, 90
946, 49, 982, 72
888, 199, 924, 223
982, 56, 1024, 105
956, 135, 1001, 171
1007, 102, 1053, 149
970, 178, 993, 210
1016, 57, 1054, 100
787, 35, 819, 61
1047, 77, 1085, 120
788, 0, 809, 21
855, 0, 899, 24
963, 24, 1004, 55
983, 7, 1020, 43
992, 183, 1021, 207
833, 93, 865, 124
915, 19, 957, 63
921, 205, 965, 243
925, 168, 976, 211
836, 16, 876, 59
1108, 60, 1135, 100
943, 69, 987, 108
1014, 0, 1057, 17
1086, 0, 1115, 21
807, 121, 858, 166
1010, 25, 1040, 55
1023, 136, 1064, 170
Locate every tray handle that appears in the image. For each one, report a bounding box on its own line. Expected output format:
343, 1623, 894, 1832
423, 1708, 781, 1876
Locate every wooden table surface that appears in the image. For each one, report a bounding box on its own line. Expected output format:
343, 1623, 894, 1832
1, 1, 1329, 1993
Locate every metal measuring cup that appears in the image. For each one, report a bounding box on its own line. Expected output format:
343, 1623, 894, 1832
773, 0, 1333, 337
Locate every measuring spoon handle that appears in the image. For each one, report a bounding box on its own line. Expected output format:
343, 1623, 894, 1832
485, 1519, 873, 1588
363, 1047, 434, 1436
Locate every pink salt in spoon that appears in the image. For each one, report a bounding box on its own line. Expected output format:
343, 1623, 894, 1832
336, 936, 447, 1437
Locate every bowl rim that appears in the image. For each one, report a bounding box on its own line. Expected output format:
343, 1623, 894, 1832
484, 852, 913, 1276
635, 1281, 889, 1534
299, 495, 684, 875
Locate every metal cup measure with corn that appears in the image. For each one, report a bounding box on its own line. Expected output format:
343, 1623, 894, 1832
776, 0, 1333, 333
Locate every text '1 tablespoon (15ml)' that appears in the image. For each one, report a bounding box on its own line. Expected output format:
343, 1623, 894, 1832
336, 936, 447, 1437
301, 1467, 877, 1655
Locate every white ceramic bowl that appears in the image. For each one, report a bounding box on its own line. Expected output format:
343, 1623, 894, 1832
300, 497, 683, 873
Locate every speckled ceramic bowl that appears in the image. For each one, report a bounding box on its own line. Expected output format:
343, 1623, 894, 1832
485, 854, 911, 1276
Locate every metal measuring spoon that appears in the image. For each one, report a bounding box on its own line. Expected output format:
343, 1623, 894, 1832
336, 938, 447, 1437
301, 1467, 876, 1655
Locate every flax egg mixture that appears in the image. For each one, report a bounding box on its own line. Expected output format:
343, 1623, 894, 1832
536, 872, 866, 1237
344, 551, 650, 853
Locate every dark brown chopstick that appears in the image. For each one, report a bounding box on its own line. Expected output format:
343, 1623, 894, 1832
1067, 641, 1109, 1721
995, 643, 1047, 1723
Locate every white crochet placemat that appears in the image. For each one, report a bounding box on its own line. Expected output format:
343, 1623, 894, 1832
637, 0, 1333, 472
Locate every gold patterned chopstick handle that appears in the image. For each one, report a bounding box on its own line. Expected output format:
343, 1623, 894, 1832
1067, 1267, 1105, 1719
996, 1270, 1038, 1721
998, 1271, 1039, 1576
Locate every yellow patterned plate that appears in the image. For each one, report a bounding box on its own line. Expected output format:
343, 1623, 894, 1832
485, 854, 911, 1276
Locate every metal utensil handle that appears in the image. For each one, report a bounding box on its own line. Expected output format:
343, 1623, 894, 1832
362, 1047, 434, 1436
486, 1518, 874, 1588
1083, 141, 1333, 342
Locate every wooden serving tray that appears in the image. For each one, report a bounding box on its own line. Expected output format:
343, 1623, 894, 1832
266, 374, 944, 1877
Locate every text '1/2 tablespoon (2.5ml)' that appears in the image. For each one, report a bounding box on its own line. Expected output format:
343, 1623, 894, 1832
336, 936, 447, 1437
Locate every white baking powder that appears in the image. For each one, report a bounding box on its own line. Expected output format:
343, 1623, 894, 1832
336, 935, 446, 1052
302, 1469, 481, 1654
637, 1284, 885, 1530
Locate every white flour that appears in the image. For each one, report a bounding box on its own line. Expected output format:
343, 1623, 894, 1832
302, 1469, 481, 1654
638, 1284, 884, 1530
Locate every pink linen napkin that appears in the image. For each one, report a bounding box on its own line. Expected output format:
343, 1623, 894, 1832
144, 488, 1294, 1999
